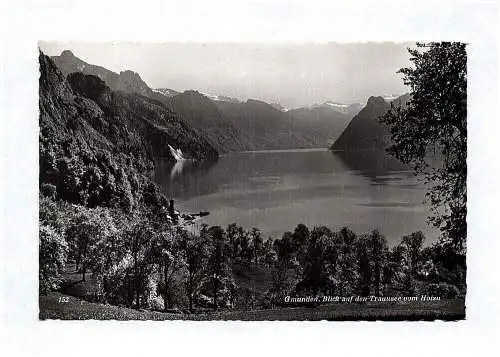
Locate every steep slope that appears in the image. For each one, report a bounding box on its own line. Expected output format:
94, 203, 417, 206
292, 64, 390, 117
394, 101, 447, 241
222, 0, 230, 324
215, 99, 324, 150
39, 52, 217, 209
51, 51, 246, 153
286, 106, 352, 145
162, 91, 245, 153
331, 96, 393, 151
51, 50, 154, 97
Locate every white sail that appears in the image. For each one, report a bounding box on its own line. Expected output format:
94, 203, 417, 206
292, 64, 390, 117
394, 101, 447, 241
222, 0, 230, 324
168, 144, 185, 161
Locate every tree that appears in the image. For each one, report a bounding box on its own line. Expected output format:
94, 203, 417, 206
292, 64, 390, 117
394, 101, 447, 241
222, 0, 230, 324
179, 230, 209, 312
39, 225, 68, 294
226, 223, 241, 259
250, 227, 263, 264
383, 244, 408, 294
123, 216, 156, 309
206, 226, 233, 310
334, 227, 359, 296
401, 231, 425, 277
151, 227, 186, 310
292, 223, 310, 264
380, 42, 467, 252
356, 235, 372, 297
262, 238, 277, 267
365, 230, 388, 296
65, 207, 115, 282
298, 226, 333, 295
237, 226, 251, 261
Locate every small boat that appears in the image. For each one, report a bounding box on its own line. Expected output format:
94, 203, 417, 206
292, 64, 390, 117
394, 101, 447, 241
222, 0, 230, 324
168, 144, 184, 161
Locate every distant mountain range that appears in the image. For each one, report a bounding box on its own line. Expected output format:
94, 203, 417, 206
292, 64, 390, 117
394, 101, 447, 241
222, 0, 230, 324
313, 101, 363, 117
50, 50, 358, 153
286, 105, 354, 147
215, 99, 330, 151
152, 88, 180, 97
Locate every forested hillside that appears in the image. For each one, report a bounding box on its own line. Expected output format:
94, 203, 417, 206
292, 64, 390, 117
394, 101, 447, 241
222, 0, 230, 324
162, 90, 246, 153
39, 51, 217, 210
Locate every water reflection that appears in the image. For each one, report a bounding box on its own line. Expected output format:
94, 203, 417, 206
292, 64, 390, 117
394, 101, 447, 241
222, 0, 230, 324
332, 149, 411, 184
154, 158, 217, 198
153, 149, 437, 244
170, 160, 188, 179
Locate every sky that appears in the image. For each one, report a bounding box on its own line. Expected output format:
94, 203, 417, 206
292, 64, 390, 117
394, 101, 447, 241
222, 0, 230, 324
39, 42, 412, 108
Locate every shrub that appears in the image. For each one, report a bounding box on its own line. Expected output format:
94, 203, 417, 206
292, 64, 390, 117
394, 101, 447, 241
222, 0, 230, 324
39, 225, 68, 294
40, 183, 57, 199
425, 283, 460, 298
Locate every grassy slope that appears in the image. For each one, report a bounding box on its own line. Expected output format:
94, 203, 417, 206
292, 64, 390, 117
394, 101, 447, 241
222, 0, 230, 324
231, 261, 273, 297
40, 291, 465, 321
41, 263, 465, 320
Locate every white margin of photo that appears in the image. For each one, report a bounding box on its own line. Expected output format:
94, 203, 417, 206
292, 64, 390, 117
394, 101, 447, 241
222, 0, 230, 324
1, 0, 499, 357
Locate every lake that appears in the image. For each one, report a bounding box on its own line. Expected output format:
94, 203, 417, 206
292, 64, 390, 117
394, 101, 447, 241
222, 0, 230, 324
154, 148, 439, 246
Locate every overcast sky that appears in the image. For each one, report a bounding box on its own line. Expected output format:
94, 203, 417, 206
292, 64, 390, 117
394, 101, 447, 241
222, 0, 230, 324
39, 42, 412, 108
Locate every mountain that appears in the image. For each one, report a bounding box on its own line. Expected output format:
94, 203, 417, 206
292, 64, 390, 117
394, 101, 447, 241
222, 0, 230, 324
39, 51, 217, 198
51, 50, 154, 97
315, 101, 363, 117
153, 88, 180, 97
50, 50, 354, 152
163, 92, 345, 152
50, 51, 244, 153
331, 94, 410, 151
286, 106, 353, 146
215, 99, 326, 150
162, 90, 245, 153
270, 103, 289, 112
200, 92, 241, 103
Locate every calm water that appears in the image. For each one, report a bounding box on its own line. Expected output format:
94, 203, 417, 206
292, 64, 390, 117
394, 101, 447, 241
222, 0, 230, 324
154, 148, 438, 246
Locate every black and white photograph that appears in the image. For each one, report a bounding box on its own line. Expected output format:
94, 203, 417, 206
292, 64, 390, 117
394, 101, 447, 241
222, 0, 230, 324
37, 41, 467, 320
2, 1, 500, 356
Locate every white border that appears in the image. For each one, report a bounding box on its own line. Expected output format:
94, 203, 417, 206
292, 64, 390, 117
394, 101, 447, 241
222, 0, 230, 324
1, 1, 499, 356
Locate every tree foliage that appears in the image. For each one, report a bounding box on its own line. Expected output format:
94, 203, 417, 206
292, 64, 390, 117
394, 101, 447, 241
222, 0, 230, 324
39, 225, 68, 293
380, 42, 467, 252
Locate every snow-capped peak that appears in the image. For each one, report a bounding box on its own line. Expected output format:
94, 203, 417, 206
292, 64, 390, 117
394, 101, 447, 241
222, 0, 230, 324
270, 103, 289, 112
200, 92, 241, 103
324, 101, 350, 109
153, 88, 180, 97
312, 101, 363, 116
382, 94, 400, 102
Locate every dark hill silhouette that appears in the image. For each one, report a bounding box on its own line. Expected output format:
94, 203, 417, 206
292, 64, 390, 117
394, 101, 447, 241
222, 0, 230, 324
331, 94, 410, 151
331, 96, 391, 151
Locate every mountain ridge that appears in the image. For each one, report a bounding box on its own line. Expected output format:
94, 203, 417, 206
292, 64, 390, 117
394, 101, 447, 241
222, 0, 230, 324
49, 50, 368, 152
331, 93, 410, 151
52, 50, 154, 97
